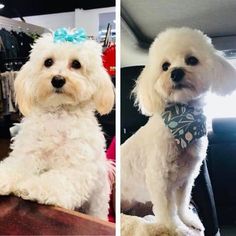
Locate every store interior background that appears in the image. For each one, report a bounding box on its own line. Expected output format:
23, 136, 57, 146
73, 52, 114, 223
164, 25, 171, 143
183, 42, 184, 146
1, 1, 115, 38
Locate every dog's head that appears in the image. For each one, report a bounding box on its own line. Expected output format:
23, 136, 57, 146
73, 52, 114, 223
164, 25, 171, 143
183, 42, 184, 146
134, 27, 236, 115
14, 29, 114, 116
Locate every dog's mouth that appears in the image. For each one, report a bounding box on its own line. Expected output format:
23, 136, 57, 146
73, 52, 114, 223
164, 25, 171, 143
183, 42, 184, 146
172, 83, 194, 91
51, 89, 76, 102
54, 88, 64, 94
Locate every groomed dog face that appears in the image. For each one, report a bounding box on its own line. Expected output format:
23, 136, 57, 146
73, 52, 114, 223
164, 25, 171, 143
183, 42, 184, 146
135, 27, 236, 115
15, 33, 114, 116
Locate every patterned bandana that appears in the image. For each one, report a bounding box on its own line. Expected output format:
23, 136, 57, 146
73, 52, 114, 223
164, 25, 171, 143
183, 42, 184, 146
161, 103, 206, 148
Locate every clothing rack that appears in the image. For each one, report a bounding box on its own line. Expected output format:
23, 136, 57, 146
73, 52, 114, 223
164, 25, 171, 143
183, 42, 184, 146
2, 57, 28, 71
0, 16, 49, 34
0, 16, 49, 72
0, 17, 49, 138
0, 71, 18, 138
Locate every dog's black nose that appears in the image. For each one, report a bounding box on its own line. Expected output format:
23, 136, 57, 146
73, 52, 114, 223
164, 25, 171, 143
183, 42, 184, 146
171, 68, 185, 83
51, 75, 66, 88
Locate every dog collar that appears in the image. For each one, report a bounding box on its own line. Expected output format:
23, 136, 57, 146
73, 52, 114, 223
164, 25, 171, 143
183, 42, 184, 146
161, 103, 206, 148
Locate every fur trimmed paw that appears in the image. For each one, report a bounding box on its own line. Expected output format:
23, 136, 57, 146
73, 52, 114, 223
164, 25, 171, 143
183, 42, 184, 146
0, 182, 12, 195
176, 225, 204, 236
175, 225, 194, 236
163, 217, 189, 233
14, 180, 76, 210
88, 208, 109, 220
180, 212, 205, 232
0, 172, 14, 195
14, 180, 44, 202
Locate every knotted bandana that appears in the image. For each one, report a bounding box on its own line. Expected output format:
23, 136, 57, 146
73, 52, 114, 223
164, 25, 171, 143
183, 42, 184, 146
162, 103, 206, 148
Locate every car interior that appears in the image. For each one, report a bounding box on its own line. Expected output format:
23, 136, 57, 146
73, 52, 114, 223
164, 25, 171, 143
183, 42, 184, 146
121, 1, 236, 235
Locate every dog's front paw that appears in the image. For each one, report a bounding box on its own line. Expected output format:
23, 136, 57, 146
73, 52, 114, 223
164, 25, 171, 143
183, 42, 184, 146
180, 211, 205, 232
0, 171, 15, 195
15, 179, 76, 210
176, 225, 204, 236
14, 180, 44, 202
161, 217, 189, 233
48, 194, 76, 210
0, 182, 12, 195
175, 225, 195, 236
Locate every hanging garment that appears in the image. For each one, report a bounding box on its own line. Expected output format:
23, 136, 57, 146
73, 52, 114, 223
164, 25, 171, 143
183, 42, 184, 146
0, 81, 3, 113
0, 29, 19, 59
0, 71, 17, 115
12, 31, 34, 58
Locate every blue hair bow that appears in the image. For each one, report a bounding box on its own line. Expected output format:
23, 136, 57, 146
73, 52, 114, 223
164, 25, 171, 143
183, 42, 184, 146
53, 28, 87, 44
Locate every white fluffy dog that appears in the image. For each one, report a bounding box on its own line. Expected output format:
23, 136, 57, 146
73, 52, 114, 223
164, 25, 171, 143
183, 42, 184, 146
0, 29, 114, 220
121, 27, 236, 234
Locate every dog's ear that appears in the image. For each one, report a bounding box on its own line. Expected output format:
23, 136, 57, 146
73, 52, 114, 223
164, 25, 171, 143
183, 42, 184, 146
210, 53, 236, 95
84, 40, 114, 115
14, 62, 34, 116
133, 66, 163, 116
82, 40, 114, 115
93, 67, 115, 115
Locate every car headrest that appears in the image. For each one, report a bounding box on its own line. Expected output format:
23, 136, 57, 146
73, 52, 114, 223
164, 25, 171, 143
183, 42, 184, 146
212, 118, 236, 134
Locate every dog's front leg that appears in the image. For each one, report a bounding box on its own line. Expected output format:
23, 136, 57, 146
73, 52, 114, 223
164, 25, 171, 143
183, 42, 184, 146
14, 168, 96, 211
0, 164, 15, 195
0, 157, 26, 195
145, 163, 189, 233
176, 178, 205, 232
86, 177, 111, 220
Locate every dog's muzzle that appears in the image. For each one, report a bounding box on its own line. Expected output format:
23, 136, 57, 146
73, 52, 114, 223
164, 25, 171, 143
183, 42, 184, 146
51, 75, 66, 89
171, 68, 185, 83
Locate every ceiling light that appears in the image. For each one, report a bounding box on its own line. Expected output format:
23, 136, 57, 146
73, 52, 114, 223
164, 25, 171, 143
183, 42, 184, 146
0, 3, 5, 9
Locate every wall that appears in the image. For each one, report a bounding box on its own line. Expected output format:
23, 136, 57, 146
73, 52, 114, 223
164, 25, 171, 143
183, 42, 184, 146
75, 7, 115, 37
14, 11, 75, 31
14, 6, 115, 37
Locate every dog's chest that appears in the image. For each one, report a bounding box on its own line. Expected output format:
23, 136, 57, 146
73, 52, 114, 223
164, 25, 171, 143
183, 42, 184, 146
157, 118, 208, 182
147, 114, 207, 162
35, 114, 89, 142
12, 111, 105, 163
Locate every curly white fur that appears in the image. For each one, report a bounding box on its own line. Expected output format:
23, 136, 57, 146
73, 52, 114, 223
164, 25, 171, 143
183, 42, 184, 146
0, 31, 114, 220
121, 27, 236, 234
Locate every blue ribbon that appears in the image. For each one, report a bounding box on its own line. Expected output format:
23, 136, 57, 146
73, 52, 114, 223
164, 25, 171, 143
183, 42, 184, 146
53, 28, 87, 44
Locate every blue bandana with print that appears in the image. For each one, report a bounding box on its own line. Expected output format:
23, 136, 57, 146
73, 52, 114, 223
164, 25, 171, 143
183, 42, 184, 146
161, 103, 206, 148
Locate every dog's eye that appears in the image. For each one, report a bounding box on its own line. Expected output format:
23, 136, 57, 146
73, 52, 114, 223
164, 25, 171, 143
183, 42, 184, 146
44, 58, 54, 67
162, 62, 170, 71
71, 60, 81, 69
185, 56, 199, 66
